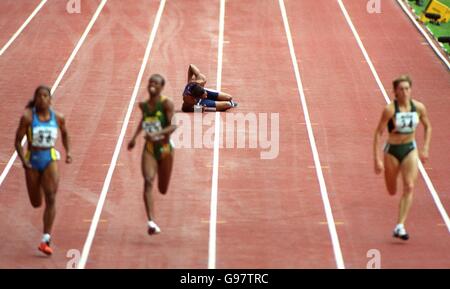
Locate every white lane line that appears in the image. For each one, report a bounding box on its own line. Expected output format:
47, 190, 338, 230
0, 0, 48, 56
76, 0, 167, 269
208, 0, 225, 270
395, 0, 450, 70
337, 0, 450, 233
0, 0, 108, 189
278, 0, 345, 269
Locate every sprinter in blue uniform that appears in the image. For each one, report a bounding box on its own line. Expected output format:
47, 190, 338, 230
182, 64, 238, 112
14, 86, 72, 255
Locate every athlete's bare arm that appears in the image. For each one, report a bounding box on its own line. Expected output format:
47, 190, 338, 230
415, 100, 431, 163
15, 110, 33, 168
373, 104, 394, 174
128, 103, 145, 150
187, 64, 207, 86
56, 112, 72, 163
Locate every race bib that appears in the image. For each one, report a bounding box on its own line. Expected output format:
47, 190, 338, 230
142, 117, 162, 133
395, 112, 418, 134
32, 126, 58, 148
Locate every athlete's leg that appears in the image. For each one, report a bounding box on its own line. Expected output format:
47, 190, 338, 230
141, 147, 158, 221
205, 88, 233, 102
383, 153, 400, 195
40, 161, 59, 235
216, 91, 232, 101
398, 149, 419, 225
25, 168, 43, 208
157, 153, 173, 195
215, 101, 233, 111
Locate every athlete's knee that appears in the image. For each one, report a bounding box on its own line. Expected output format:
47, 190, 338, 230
144, 178, 153, 189
158, 183, 168, 195
386, 183, 397, 196
403, 181, 415, 194
31, 199, 42, 208
223, 93, 232, 101
44, 192, 56, 207
29, 188, 42, 208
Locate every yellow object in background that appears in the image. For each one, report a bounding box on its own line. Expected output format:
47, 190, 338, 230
419, 0, 450, 23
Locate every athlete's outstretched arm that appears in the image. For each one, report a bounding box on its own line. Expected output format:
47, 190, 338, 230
373, 105, 392, 174
15, 111, 32, 169
128, 117, 143, 151
128, 103, 145, 150
418, 102, 432, 163
57, 113, 72, 163
187, 64, 207, 86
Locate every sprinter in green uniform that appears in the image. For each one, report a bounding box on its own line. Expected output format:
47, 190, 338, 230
373, 75, 432, 241
128, 74, 177, 235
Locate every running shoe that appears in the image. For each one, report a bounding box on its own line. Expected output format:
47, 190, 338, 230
148, 221, 161, 235
38, 241, 53, 255
393, 227, 409, 241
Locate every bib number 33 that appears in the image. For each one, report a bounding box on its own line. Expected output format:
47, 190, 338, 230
32, 127, 57, 147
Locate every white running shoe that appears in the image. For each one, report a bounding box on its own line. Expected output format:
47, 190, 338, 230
148, 221, 161, 235
393, 226, 409, 241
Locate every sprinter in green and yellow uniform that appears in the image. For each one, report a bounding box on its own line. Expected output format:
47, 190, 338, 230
128, 74, 177, 235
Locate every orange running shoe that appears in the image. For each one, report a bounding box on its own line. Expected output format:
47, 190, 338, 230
38, 242, 53, 256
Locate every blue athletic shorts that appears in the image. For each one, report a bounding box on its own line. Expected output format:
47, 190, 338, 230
26, 148, 59, 172
199, 88, 219, 107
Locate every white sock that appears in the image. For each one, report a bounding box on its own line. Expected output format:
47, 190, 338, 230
395, 224, 405, 231
41, 233, 51, 243
148, 220, 156, 227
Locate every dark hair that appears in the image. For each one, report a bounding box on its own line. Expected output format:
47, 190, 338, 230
393, 75, 412, 89
26, 85, 51, 109
149, 74, 165, 86
392, 75, 412, 99
191, 84, 205, 99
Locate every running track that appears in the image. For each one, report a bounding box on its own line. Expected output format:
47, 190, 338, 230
0, 0, 448, 268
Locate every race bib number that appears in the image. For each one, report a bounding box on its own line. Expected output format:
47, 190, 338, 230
142, 117, 162, 133
395, 112, 418, 134
32, 126, 58, 148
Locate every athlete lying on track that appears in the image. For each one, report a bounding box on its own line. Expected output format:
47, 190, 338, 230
128, 74, 177, 235
15, 86, 72, 255
182, 64, 238, 112
373, 75, 432, 241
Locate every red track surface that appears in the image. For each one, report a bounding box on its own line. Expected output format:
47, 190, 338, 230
0, 0, 448, 268
216, 0, 335, 268
283, 0, 450, 268
0, 0, 41, 48
86, 0, 220, 268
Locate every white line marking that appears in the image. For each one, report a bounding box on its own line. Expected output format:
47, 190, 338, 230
77, 0, 167, 269
337, 0, 450, 233
208, 0, 225, 270
0, 0, 108, 189
396, 0, 450, 70
278, 0, 345, 269
0, 0, 48, 56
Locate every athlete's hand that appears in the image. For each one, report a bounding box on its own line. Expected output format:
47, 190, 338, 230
128, 138, 136, 151
22, 161, 32, 170
374, 159, 384, 175
419, 149, 429, 163
66, 154, 73, 164
145, 131, 164, 142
